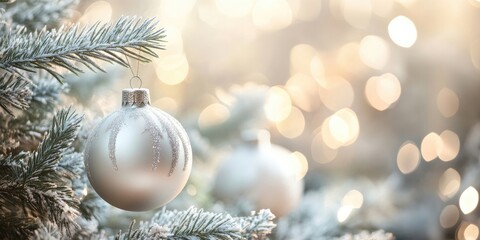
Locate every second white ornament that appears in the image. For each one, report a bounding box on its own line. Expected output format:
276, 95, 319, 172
212, 131, 303, 217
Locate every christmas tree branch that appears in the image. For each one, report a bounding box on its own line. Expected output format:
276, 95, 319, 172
0, 108, 83, 238
0, 72, 32, 117
0, 16, 165, 82
115, 207, 276, 239
0, 74, 65, 153
2, 0, 79, 31
22, 107, 82, 185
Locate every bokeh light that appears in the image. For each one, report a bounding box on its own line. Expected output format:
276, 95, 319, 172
342, 190, 364, 209
438, 168, 461, 201
252, 0, 293, 31
264, 86, 292, 122
337, 206, 353, 223
290, 151, 309, 181
321, 108, 359, 149
464, 224, 480, 240
437, 88, 459, 118
198, 103, 230, 129
388, 16, 417, 48
340, 0, 372, 29
438, 130, 460, 162
79, 1, 112, 24
365, 73, 401, 111
285, 73, 320, 112
290, 44, 318, 75
396, 142, 420, 174
153, 97, 179, 115
290, 0, 322, 21
439, 205, 460, 229
311, 130, 338, 164
277, 107, 305, 138
459, 187, 479, 215
359, 35, 390, 70
319, 77, 354, 111
215, 0, 254, 18
421, 132, 443, 162
154, 54, 190, 85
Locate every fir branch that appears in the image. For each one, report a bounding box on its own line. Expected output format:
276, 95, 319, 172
238, 209, 276, 239
0, 74, 65, 153
0, 184, 79, 236
3, 0, 79, 31
0, 72, 32, 117
21, 107, 82, 186
0, 108, 83, 238
0, 16, 165, 82
116, 207, 276, 240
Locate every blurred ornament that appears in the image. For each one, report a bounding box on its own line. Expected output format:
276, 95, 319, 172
212, 130, 303, 217
84, 88, 192, 211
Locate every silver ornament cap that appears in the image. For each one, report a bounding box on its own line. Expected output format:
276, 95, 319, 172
122, 88, 151, 106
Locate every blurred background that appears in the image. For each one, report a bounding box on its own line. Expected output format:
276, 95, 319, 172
68, 0, 480, 239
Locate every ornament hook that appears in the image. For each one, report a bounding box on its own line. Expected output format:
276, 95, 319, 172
125, 48, 143, 89
129, 76, 143, 89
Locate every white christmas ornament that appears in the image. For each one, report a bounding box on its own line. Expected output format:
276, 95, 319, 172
84, 88, 192, 211
212, 131, 303, 217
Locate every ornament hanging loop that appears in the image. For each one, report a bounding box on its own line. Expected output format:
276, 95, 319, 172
129, 75, 143, 89
125, 49, 143, 89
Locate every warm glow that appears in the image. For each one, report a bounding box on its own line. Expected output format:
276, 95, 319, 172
155, 54, 190, 85
277, 107, 305, 138
336, 42, 363, 73
155, 0, 196, 23
395, 0, 416, 7
365, 73, 401, 111
186, 184, 197, 196
291, 0, 322, 21
198, 103, 230, 129
321, 108, 359, 149
153, 97, 179, 115
290, 44, 317, 75
421, 132, 443, 162
264, 86, 292, 122
439, 130, 460, 162
465, 224, 480, 240
437, 88, 459, 118
311, 131, 338, 164
359, 35, 390, 70
310, 55, 326, 86
159, 26, 184, 57
215, 0, 254, 18
438, 168, 461, 200
319, 77, 354, 111
337, 206, 353, 223
372, 0, 394, 17
396, 142, 420, 174
340, 0, 372, 29
291, 151, 309, 181
459, 187, 479, 214
439, 205, 459, 229
79, 1, 112, 24
285, 73, 319, 112
388, 16, 417, 48
342, 190, 364, 209
252, 0, 293, 31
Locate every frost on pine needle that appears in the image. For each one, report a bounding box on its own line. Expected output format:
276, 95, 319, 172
0, 108, 83, 238
115, 207, 276, 240
2, 0, 79, 31
0, 16, 165, 82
